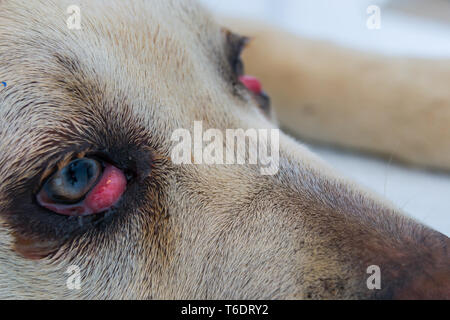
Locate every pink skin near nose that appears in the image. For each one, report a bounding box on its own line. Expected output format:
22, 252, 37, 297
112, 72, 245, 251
239, 75, 262, 95
37, 164, 127, 216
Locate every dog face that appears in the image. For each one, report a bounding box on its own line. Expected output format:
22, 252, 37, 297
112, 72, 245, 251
0, 0, 448, 299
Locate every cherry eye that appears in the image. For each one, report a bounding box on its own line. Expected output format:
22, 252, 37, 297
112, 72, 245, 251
239, 75, 262, 95
37, 158, 127, 216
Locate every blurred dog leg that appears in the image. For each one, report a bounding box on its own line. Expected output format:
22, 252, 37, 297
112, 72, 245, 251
224, 19, 450, 171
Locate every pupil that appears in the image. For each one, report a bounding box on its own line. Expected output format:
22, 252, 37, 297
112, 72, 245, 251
64, 160, 90, 187
67, 163, 79, 185
46, 158, 101, 204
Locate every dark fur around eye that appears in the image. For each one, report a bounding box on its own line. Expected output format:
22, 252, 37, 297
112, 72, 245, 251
1, 143, 155, 259
224, 30, 249, 77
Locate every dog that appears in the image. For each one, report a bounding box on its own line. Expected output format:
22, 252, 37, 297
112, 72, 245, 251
0, 0, 448, 299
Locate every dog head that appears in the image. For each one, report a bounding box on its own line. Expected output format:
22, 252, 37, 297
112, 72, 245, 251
0, 0, 448, 299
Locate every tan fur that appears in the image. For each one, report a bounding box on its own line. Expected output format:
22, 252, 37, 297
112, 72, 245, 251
0, 0, 448, 300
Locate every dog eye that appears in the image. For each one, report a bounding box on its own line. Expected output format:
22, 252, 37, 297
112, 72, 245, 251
36, 158, 127, 216
44, 159, 101, 204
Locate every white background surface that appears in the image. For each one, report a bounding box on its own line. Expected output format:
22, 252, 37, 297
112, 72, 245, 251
200, 0, 450, 235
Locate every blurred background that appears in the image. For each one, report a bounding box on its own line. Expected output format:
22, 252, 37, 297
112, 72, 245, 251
199, 0, 450, 236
